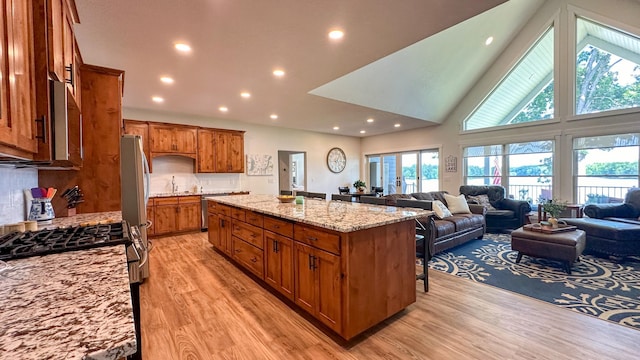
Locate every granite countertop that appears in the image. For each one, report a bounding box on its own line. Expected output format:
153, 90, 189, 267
206, 194, 432, 233
38, 211, 123, 230
0, 246, 136, 360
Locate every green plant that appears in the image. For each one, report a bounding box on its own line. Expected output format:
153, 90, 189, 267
353, 179, 366, 189
542, 199, 568, 218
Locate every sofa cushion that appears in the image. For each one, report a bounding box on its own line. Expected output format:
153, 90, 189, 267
432, 200, 452, 219
444, 193, 471, 214
445, 215, 480, 232
411, 191, 448, 203
467, 194, 496, 211
485, 209, 515, 219
433, 219, 456, 237
452, 213, 485, 228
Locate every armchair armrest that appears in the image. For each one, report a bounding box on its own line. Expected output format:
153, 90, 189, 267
583, 203, 635, 219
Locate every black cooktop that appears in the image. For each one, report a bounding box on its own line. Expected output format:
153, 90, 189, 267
0, 221, 130, 261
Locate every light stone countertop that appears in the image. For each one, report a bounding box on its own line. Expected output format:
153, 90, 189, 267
206, 194, 432, 233
0, 246, 136, 360
38, 211, 122, 230
150, 191, 249, 198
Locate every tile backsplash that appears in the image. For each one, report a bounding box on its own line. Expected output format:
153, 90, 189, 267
0, 167, 38, 224
149, 156, 244, 194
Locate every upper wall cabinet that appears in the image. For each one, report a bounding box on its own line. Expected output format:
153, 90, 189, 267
0, 0, 38, 157
149, 123, 197, 157
197, 128, 215, 172
47, 0, 80, 101
123, 119, 152, 172
197, 128, 245, 173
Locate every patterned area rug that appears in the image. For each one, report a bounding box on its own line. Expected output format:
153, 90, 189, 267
428, 233, 640, 331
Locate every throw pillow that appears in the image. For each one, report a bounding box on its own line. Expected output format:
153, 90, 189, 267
431, 200, 452, 219
444, 193, 471, 214
467, 194, 496, 211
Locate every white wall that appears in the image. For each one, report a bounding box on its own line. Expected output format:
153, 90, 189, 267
0, 167, 38, 225
124, 108, 361, 197
362, 0, 640, 202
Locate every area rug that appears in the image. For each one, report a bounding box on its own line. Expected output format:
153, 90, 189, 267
428, 234, 640, 331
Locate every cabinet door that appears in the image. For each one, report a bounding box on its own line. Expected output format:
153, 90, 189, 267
228, 132, 244, 173
149, 125, 174, 152
213, 131, 229, 172
174, 127, 196, 154
0, 0, 37, 153
315, 249, 342, 332
123, 120, 151, 171
177, 202, 201, 231
47, 0, 64, 81
219, 214, 232, 255
197, 129, 215, 173
154, 204, 177, 235
207, 214, 220, 247
265, 231, 294, 300
62, 10, 74, 96
294, 242, 316, 315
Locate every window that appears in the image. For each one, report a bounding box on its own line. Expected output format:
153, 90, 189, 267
367, 150, 439, 195
507, 141, 554, 204
464, 140, 554, 204
464, 27, 554, 131
573, 133, 639, 204
575, 18, 640, 115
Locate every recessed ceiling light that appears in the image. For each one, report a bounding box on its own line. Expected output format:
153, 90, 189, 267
328, 30, 344, 40
485, 36, 494, 46
270, 114, 278, 120
366, 118, 374, 123
360, 130, 366, 134
240, 92, 251, 98
152, 96, 164, 103
219, 106, 228, 112
174, 43, 192, 53
273, 69, 285, 77
160, 76, 174, 84
333, 126, 340, 130
394, 123, 401, 128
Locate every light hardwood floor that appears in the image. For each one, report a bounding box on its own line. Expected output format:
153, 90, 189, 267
141, 233, 640, 359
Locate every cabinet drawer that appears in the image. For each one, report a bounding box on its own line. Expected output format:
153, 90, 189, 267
232, 220, 264, 249
207, 200, 217, 214
217, 204, 231, 216
264, 216, 293, 238
230, 207, 246, 221
155, 197, 178, 206
294, 224, 340, 255
245, 211, 264, 228
232, 236, 264, 278
179, 196, 200, 204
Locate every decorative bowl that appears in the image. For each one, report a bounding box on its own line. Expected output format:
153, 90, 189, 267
277, 195, 296, 203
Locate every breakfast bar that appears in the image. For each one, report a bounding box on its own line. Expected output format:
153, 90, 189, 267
206, 194, 431, 340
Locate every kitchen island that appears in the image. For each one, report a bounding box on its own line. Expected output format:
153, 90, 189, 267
206, 194, 432, 340
0, 246, 136, 359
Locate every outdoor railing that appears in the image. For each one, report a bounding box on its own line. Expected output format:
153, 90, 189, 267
508, 184, 631, 205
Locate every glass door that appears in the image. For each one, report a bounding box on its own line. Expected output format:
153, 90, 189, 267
401, 153, 418, 194
367, 150, 439, 195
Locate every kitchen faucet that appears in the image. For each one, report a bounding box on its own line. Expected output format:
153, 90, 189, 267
172, 176, 178, 193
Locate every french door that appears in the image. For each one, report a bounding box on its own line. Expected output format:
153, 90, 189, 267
368, 151, 437, 195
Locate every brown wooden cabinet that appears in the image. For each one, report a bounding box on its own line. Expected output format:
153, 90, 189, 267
149, 123, 197, 155
0, 0, 38, 157
214, 130, 244, 173
151, 196, 201, 236
146, 199, 155, 237
47, 0, 79, 100
207, 201, 232, 255
264, 230, 294, 300
123, 120, 151, 172
198, 128, 245, 173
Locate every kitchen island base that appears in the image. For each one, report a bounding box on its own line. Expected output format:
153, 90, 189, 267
207, 196, 423, 340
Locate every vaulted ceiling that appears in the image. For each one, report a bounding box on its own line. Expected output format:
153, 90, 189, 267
73, 0, 544, 137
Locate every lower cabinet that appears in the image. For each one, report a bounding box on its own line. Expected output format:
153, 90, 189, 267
293, 242, 342, 333
264, 231, 294, 300
150, 196, 201, 236
146, 200, 155, 237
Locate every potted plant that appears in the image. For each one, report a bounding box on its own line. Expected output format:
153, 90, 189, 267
542, 199, 567, 227
353, 180, 366, 193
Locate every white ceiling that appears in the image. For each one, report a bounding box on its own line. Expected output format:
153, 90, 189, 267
73, 0, 542, 137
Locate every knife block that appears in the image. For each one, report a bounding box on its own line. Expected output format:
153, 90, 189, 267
60, 207, 77, 217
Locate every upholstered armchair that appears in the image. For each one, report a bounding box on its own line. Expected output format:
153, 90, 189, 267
459, 185, 531, 233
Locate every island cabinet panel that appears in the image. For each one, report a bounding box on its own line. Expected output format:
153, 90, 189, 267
294, 224, 340, 255
264, 230, 294, 300
263, 216, 293, 238
293, 241, 342, 333
231, 220, 263, 249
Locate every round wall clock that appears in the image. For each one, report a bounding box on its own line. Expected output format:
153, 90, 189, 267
327, 147, 346, 173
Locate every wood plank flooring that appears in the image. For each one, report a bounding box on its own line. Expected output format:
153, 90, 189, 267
140, 233, 640, 359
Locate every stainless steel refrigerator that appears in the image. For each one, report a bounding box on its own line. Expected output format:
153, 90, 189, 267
120, 134, 151, 280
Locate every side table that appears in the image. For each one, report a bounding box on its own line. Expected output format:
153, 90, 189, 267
538, 204, 583, 221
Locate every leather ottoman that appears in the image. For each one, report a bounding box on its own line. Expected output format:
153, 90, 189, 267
510, 227, 586, 274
